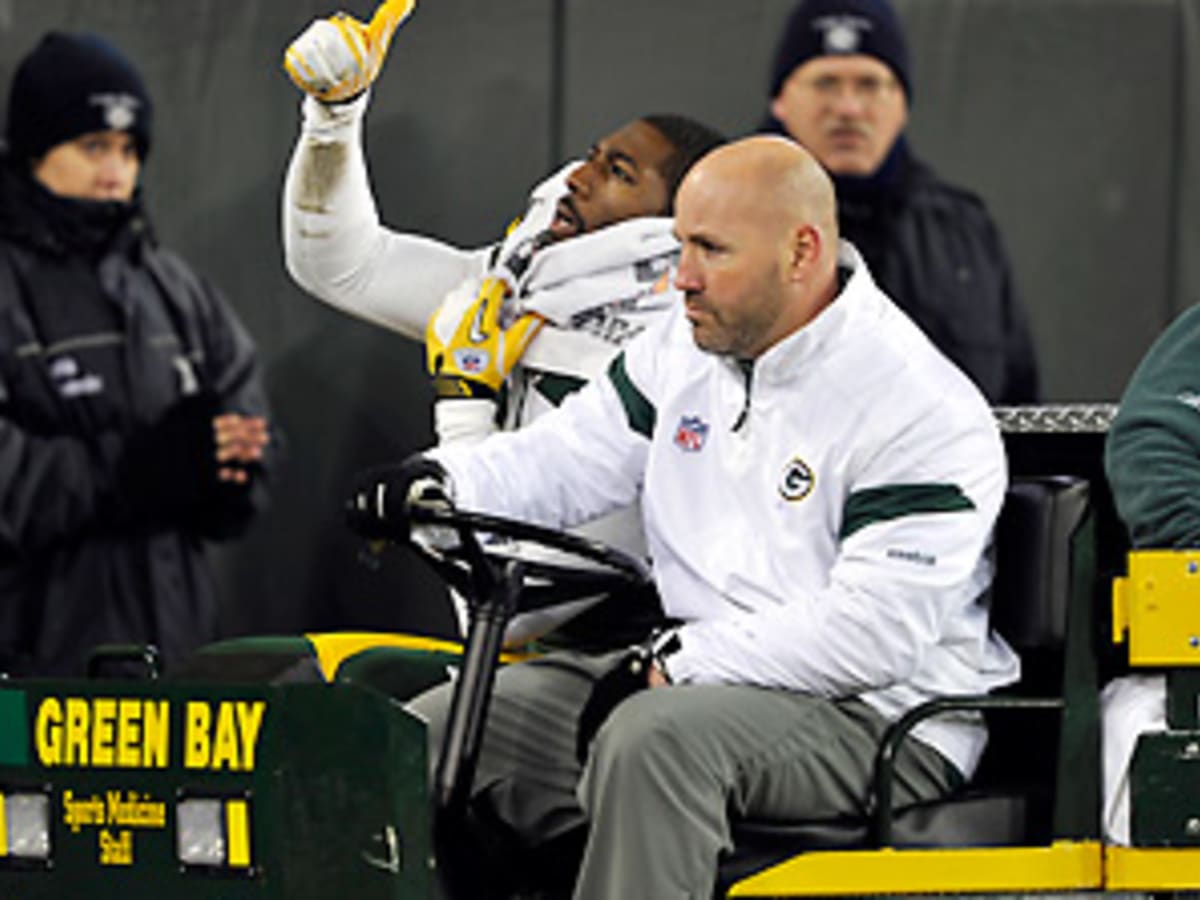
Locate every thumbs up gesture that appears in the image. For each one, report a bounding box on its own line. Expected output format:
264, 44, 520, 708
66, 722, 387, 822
284, 0, 417, 103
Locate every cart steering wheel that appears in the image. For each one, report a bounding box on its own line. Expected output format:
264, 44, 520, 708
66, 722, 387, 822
406, 505, 652, 614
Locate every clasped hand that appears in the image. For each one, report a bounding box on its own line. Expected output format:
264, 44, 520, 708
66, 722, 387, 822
214, 413, 269, 484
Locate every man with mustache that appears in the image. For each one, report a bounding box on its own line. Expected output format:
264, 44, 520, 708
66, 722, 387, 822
352, 135, 1018, 899
282, 1, 723, 646
766, 0, 1039, 404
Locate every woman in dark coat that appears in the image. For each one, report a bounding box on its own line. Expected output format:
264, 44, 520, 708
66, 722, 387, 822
0, 32, 275, 675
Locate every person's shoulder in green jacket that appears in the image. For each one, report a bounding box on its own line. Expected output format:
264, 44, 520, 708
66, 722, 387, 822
1106, 305, 1200, 548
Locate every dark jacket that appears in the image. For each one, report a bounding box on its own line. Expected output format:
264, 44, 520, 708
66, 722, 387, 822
835, 148, 1040, 405
0, 158, 273, 675
1106, 305, 1200, 549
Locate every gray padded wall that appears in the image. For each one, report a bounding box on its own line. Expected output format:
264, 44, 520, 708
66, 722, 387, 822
894, 0, 1182, 400
1, 0, 1197, 640
1180, 1, 1200, 321
561, 0, 795, 145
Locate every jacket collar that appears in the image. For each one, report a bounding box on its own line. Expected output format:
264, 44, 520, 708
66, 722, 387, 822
748, 240, 881, 385
0, 154, 148, 259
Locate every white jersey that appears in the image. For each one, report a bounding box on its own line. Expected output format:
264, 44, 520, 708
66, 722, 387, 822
282, 93, 681, 635
434, 244, 1021, 775
282, 94, 678, 399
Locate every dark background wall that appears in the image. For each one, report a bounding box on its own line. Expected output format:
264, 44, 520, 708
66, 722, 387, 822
1, 0, 1197, 641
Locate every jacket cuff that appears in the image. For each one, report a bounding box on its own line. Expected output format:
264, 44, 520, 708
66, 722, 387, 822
656, 626, 708, 685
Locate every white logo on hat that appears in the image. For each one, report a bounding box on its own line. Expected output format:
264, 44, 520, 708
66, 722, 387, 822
813, 15, 874, 54
89, 93, 141, 132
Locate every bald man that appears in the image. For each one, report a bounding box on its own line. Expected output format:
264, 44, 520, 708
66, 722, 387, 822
363, 137, 1018, 898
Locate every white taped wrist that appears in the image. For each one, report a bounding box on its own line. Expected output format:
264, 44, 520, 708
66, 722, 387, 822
434, 398, 498, 447
302, 92, 369, 137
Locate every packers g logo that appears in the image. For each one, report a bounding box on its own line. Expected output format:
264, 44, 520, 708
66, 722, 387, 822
779, 457, 815, 501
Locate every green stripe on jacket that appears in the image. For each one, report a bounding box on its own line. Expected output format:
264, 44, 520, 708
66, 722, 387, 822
840, 484, 975, 540
607, 353, 655, 438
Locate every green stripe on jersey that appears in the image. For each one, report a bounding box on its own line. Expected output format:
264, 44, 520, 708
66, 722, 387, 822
840, 484, 975, 540
534, 372, 587, 406
607, 353, 655, 438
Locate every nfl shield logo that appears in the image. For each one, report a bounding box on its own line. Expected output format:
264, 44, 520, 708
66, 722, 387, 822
673, 415, 709, 452
453, 347, 490, 375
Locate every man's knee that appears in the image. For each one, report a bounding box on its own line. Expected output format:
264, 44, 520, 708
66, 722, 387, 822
586, 689, 700, 786
579, 689, 734, 885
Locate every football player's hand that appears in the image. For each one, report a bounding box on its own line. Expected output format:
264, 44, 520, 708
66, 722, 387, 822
426, 278, 544, 400
284, 0, 416, 103
345, 455, 450, 541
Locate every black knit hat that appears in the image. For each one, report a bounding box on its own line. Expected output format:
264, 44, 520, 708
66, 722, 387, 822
768, 0, 912, 100
5, 32, 153, 162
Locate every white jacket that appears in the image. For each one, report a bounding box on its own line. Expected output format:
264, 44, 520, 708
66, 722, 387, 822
434, 244, 1021, 775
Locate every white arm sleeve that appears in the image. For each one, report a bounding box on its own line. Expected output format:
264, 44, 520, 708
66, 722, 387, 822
282, 94, 490, 340
432, 368, 648, 531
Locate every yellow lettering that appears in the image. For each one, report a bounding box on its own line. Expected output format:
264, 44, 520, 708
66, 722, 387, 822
62, 789, 78, 832
116, 699, 140, 767
211, 703, 239, 771
35, 698, 63, 766
105, 790, 166, 829
236, 701, 266, 771
91, 698, 116, 766
34, 697, 170, 769
65, 697, 90, 765
142, 700, 168, 769
184, 702, 211, 769
62, 790, 106, 834
98, 828, 133, 866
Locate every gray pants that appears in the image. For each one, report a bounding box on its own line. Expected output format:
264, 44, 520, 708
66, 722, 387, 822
408, 650, 959, 900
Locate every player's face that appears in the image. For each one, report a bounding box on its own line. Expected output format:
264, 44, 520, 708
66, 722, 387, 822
673, 174, 793, 360
548, 120, 673, 241
33, 130, 141, 202
770, 55, 907, 176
